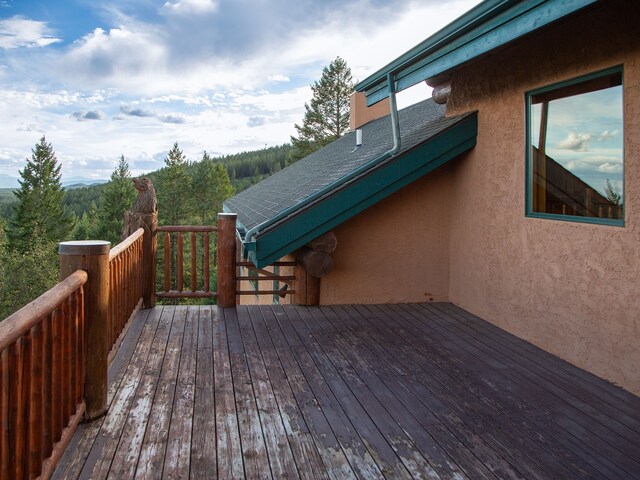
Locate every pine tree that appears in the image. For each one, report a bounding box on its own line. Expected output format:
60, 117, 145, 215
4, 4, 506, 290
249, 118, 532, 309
157, 142, 192, 225
191, 152, 234, 225
93, 155, 136, 243
6, 136, 73, 253
290, 57, 355, 161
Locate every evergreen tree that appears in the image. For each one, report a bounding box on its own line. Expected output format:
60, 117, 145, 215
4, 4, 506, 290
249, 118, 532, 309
93, 155, 136, 243
290, 57, 355, 161
192, 152, 234, 225
73, 202, 99, 240
157, 142, 192, 225
5, 136, 73, 253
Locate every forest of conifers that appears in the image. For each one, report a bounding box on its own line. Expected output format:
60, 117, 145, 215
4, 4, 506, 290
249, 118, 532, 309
0, 143, 293, 318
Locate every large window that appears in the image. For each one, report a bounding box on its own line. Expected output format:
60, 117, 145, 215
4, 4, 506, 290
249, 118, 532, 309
526, 68, 624, 225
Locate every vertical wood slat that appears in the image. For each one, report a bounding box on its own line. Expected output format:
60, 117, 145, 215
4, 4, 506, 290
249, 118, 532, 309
42, 315, 53, 460
51, 308, 63, 446
0, 350, 8, 478
9, 339, 24, 479
109, 262, 114, 349
29, 323, 43, 478
62, 299, 71, 428
177, 233, 184, 292
164, 232, 171, 292
191, 232, 197, 292
21, 331, 32, 480
69, 296, 77, 423
77, 288, 85, 407
204, 232, 210, 293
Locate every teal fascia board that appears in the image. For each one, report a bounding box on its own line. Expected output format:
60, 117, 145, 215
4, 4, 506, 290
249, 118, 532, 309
248, 113, 477, 267
358, 0, 597, 106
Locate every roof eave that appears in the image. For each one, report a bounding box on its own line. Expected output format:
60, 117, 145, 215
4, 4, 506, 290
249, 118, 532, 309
356, 0, 598, 106
248, 112, 478, 268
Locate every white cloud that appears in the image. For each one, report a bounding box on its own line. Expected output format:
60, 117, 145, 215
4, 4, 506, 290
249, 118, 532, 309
557, 132, 593, 151
597, 129, 618, 141
159, 113, 186, 124
120, 105, 156, 117
162, 0, 218, 14
268, 74, 290, 83
597, 162, 623, 174
0, 16, 62, 49
58, 27, 167, 91
73, 110, 106, 121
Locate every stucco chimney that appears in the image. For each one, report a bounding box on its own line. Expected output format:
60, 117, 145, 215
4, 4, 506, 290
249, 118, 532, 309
349, 92, 390, 130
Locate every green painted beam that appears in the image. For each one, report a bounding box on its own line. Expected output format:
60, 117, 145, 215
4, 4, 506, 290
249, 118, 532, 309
248, 113, 477, 267
358, 0, 597, 106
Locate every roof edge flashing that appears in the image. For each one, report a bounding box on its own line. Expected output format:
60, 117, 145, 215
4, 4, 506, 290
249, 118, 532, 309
357, 0, 598, 105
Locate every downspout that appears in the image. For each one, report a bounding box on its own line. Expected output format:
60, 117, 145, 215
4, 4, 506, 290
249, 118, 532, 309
242, 72, 401, 259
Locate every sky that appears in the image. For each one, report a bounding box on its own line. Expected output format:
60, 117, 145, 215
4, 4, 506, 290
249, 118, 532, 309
0, 0, 483, 184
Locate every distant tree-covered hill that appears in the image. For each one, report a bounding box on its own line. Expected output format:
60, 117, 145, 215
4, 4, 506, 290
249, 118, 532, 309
0, 144, 294, 222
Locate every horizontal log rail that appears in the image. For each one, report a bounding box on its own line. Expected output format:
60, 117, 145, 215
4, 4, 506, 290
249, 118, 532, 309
236, 261, 296, 298
108, 228, 144, 361
0, 270, 87, 479
157, 225, 218, 300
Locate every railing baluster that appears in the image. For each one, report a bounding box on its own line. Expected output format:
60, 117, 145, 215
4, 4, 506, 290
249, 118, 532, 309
51, 308, 62, 444
62, 300, 71, 425
164, 232, 171, 293
42, 314, 53, 459
204, 231, 210, 293
0, 350, 8, 478
177, 233, 184, 292
76, 289, 84, 408
191, 232, 197, 292
10, 339, 24, 479
29, 323, 43, 477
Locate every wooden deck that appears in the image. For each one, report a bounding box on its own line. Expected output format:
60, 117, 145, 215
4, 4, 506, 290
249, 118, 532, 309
54, 303, 640, 479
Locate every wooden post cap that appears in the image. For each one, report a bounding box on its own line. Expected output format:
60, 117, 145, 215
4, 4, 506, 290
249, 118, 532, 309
59, 240, 110, 256
218, 212, 237, 219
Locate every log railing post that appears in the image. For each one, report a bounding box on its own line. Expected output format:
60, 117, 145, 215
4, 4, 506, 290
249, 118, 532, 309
58, 240, 110, 420
294, 263, 321, 306
217, 213, 237, 307
125, 212, 157, 308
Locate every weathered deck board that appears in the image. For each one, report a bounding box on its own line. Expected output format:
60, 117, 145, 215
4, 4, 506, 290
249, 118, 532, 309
54, 303, 640, 479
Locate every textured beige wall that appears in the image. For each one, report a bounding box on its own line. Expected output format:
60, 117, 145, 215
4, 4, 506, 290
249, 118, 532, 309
446, 1, 640, 394
320, 164, 453, 305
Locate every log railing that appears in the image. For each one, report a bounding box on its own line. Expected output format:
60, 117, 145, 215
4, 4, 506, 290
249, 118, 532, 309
157, 225, 217, 299
0, 271, 87, 480
108, 228, 144, 358
155, 213, 238, 306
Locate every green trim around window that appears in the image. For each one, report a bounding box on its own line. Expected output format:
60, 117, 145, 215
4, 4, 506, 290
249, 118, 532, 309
525, 66, 625, 227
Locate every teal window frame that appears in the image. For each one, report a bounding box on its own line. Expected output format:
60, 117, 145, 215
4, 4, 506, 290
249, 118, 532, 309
525, 66, 624, 227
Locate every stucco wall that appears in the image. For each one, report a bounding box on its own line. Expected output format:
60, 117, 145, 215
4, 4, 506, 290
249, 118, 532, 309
320, 163, 453, 304
446, 1, 640, 394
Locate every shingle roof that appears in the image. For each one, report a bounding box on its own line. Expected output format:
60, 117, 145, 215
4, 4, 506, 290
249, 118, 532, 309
224, 98, 477, 267
226, 98, 467, 232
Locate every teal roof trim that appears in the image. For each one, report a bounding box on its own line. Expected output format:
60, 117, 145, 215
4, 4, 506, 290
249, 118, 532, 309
357, 0, 597, 106
248, 113, 477, 267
